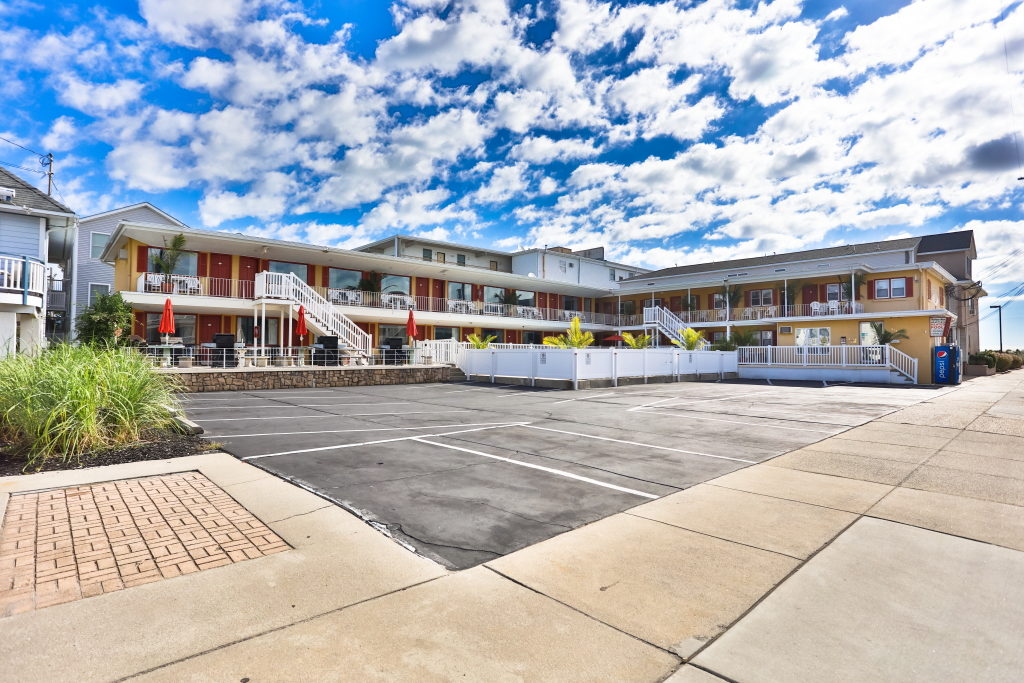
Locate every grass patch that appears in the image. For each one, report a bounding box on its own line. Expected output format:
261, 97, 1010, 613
0, 344, 183, 469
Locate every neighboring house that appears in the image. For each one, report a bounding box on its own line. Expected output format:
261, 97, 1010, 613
0, 167, 76, 357
71, 203, 185, 338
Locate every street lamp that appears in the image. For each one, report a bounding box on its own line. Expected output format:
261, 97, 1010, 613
990, 304, 1003, 352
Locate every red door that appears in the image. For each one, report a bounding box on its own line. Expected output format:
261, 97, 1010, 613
198, 315, 221, 344
415, 277, 429, 308
802, 284, 818, 305
209, 253, 232, 296
431, 279, 445, 311
239, 256, 259, 298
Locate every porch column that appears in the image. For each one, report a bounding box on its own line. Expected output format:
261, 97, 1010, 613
260, 301, 266, 353
783, 279, 788, 310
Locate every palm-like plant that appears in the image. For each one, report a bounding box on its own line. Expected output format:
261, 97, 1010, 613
543, 317, 595, 348
671, 327, 705, 350
467, 333, 497, 349
721, 284, 743, 310
782, 279, 802, 308
728, 329, 761, 347
621, 332, 653, 349
839, 272, 867, 300
869, 322, 909, 345
152, 233, 187, 276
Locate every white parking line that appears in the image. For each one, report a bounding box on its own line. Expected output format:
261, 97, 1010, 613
493, 390, 558, 398
186, 402, 412, 411
520, 425, 757, 464
204, 422, 519, 439
637, 408, 842, 433
194, 409, 473, 422
412, 437, 659, 499
242, 423, 528, 460
550, 392, 617, 405
627, 391, 769, 412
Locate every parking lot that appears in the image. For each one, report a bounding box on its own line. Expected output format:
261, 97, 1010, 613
183, 380, 951, 569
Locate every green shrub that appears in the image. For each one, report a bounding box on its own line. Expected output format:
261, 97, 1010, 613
75, 292, 134, 345
994, 352, 1013, 372
0, 344, 182, 469
969, 352, 995, 368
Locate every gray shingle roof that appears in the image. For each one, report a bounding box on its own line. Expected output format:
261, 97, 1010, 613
917, 231, 974, 254
626, 235, 924, 280
0, 167, 75, 215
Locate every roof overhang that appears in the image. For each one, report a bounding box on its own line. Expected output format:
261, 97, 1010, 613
101, 222, 614, 296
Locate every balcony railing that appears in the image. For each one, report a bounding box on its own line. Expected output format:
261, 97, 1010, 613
0, 253, 46, 301
46, 278, 70, 310
664, 301, 867, 324
133, 273, 619, 326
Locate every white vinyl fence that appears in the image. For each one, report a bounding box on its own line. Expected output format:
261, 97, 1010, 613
458, 347, 737, 388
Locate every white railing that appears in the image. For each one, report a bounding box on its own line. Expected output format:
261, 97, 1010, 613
136, 272, 253, 298
0, 254, 46, 301
139, 345, 420, 369
320, 287, 620, 326
460, 347, 737, 389
256, 272, 372, 357
660, 301, 867, 324
736, 344, 917, 383
643, 306, 690, 346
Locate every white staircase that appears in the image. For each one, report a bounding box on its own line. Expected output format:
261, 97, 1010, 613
255, 272, 371, 357
643, 306, 690, 346
885, 344, 919, 383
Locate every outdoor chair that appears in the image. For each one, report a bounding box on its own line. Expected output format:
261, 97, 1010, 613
810, 301, 823, 316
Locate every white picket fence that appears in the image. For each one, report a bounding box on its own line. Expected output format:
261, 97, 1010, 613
458, 347, 737, 389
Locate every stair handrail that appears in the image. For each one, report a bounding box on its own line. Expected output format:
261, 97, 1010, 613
256, 272, 371, 355
886, 344, 918, 383
642, 306, 689, 345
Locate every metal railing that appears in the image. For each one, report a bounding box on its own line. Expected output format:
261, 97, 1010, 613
661, 301, 867, 324
136, 272, 254, 298
0, 253, 46, 301
256, 272, 372, 356
643, 307, 689, 345
736, 344, 918, 382
46, 278, 70, 310
138, 344, 423, 368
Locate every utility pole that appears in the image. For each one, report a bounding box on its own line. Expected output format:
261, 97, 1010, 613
42, 153, 54, 195
990, 304, 1004, 352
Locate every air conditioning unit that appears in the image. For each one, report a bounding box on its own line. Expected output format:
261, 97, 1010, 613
0, 187, 15, 203
779, 326, 793, 334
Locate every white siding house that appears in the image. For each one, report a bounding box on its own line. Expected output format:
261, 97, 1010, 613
0, 167, 76, 357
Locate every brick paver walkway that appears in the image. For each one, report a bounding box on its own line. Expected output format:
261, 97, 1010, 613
0, 472, 289, 617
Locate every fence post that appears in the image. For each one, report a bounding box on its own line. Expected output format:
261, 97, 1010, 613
841, 345, 847, 367
719, 351, 724, 379
642, 349, 648, 383
531, 349, 538, 387
767, 345, 773, 365
612, 349, 618, 387
490, 351, 496, 384
572, 350, 579, 391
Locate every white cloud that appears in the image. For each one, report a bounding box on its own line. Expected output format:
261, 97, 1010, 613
59, 76, 143, 113
41, 116, 76, 151
510, 135, 601, 163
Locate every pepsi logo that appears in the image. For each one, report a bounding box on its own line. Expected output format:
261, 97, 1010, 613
937, 351, 948, 358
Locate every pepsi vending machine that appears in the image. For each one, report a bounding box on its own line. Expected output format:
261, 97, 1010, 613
933, 345, 961, 384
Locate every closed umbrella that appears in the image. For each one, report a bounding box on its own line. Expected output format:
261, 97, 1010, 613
406, 308, 418, 346
158, 298, 175, 343
295, 305, 308, 339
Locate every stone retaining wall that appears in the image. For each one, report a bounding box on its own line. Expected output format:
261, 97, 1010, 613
163, 364, 451, 393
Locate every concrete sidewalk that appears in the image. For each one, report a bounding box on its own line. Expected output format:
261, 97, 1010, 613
2, 373, 1023, 681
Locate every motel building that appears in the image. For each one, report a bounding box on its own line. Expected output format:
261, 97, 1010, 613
98, 222, 983, 385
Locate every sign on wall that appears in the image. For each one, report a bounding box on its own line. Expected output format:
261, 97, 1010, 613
929, 316, 947, 337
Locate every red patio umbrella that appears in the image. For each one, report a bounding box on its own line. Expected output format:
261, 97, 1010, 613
158, 298, 175, 342
603, 335, 625, 342
295, 305, 308, 338
406, 308, 418, 344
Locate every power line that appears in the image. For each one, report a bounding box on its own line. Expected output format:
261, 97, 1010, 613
0, 134, 43, 157
0, 160, 45, 176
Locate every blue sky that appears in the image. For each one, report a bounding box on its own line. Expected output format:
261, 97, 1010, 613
1, 0, 1023, 347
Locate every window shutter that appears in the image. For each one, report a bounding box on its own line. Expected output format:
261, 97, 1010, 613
197, 253, 208, 277
306, 264, 315, 286
818, 284, 827, 302
867, 280, 874, 299
136, 246, 148, 273
472, 284, 484, 302
745, 290, 752, 307
549, 294, 560, 309
770, 330, 777, 345
260, 260, 270, 272
322, 267, 330, 288
905, 277, 914, 298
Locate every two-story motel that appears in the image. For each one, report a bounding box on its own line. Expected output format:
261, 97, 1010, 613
98, 221, 983, 384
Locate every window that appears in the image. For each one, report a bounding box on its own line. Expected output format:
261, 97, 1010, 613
448, 282, 471, 300
713, 293, 726, 309
968, 297, 976, 314
482, 328, 504, 343
380, 275, 411, 295
795, 327, 831, 346
88, 283, 110, 305
457, 254, 466, 266
267, 261, 306, 279
483, 286, 505, 303
618, 300, 636, 315
826, 283, 841, 302
422, 248, 432, 261
489, 261, 498, 270
755, 330, 775, 346
378, 325, 407, 346
523, 331, 543, 344
711, 331, 726, 343
148, 250, 198, 275
750, 289, 773, 306
433, 326, 458, 340
609, 269, 616, 281
436, 252, 446, 264
558, 259, 568, 273
563, 295, 580, 311
874, 278, 909, 299
146, 313, 197, 345
646, 298, 662, 308
515, 290, 536, 306
329, 268, 360, 290
90, 233, 110, 259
